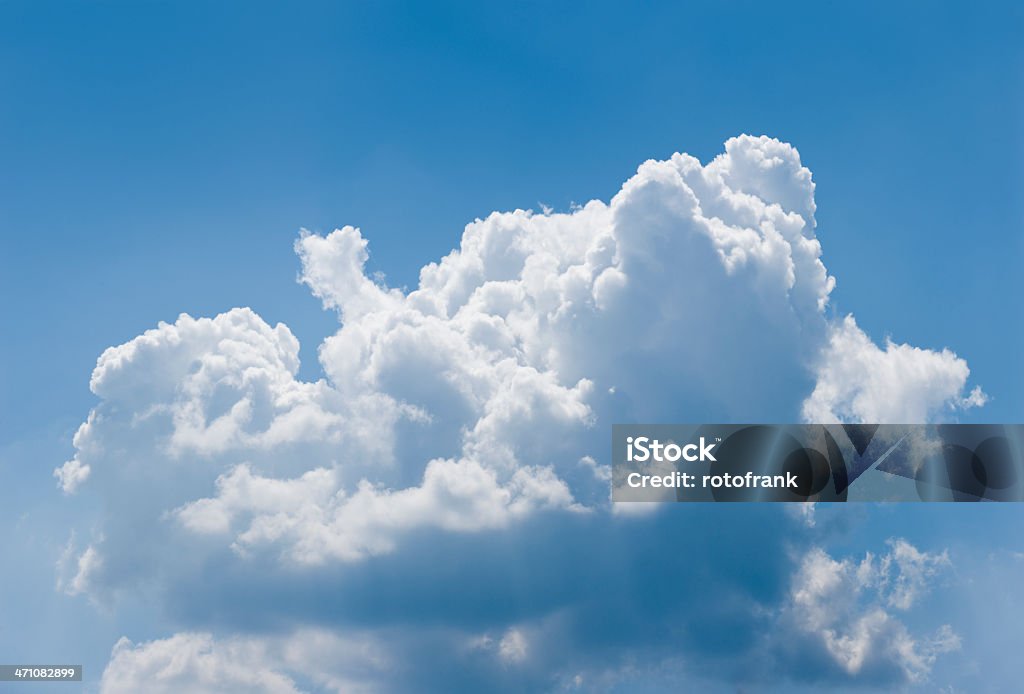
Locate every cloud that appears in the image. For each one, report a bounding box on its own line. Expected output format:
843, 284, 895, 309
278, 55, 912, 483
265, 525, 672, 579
101, 633, 303, 694
802, 315, 987, 423
107, 534, 957, 692
174, 458, 580, 564
55, 136, 982, 690
54, 457, 90, 494
100, 630, 388, 694
783, 539, 958, 684
469, 627, 530, 665
83, 308, 355, 457
56, 536, 102, 597
877, 538, 952, 611
498, 628, 529, 664
788, 501, 817, 528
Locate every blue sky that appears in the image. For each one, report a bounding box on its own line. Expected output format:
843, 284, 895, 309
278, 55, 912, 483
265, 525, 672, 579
1, 2, 1023, 692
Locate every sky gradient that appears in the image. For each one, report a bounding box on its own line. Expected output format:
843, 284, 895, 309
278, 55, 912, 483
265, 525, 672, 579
1, 2, 1022, 692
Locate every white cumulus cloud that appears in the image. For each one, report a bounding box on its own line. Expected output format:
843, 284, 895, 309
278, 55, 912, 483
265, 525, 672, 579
100, 630, 387, 694
802, 315, 986, 423
55, 135, 982, 690
786, 539, 958, 683
59, 135, 985, 576
54, 457, 90, 494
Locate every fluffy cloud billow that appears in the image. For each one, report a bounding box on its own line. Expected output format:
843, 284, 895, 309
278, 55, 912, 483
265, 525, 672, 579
780, 539, 958, 684
101, 629, 389, 694
56, 136, 983, 691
